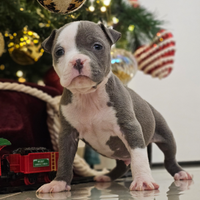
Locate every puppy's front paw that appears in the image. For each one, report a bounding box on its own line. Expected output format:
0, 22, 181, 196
94, 175, 111, 182
130, 176, 159, 191
174, 171, 193, 180
36, 180, 71, 193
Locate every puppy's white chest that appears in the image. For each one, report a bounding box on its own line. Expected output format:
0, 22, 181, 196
61, 90, 123, 158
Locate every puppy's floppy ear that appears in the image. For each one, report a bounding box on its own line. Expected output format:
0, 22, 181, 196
42, 29, 57, 54
99, 23, 121, 45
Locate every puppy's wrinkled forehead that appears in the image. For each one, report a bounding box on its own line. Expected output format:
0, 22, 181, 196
56, 21, 110, 50
76, 21, 111, 49
42, 20, 121, 55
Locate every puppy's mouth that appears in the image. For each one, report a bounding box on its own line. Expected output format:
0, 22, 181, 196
72, 75, 91, 82
69, 75, 97, 89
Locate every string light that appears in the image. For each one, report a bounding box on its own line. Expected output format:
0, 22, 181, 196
4, 32, 9, 37
18, 77, 26, 83
89, 0, 95, 12
157, 32, 161, 37
28, 31, 33, 36
71, 15, 76, 19
0, 65, 5, 70
101, 6, 106, 12
33, 39, 39, 44
103, 0, 111, 6
112, 17, 119, 24
128, 25, 135, 32
89, 6, 95, 12
16, 70, 23, 77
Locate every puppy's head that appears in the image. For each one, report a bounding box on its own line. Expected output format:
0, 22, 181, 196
42, 21, 121, 93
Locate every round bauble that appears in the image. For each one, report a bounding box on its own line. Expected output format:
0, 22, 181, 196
111, 48, 138, 85
37, 0, 86, 14
0, 33, 5, 57
8, 28, 44, 65
128, 0, 139, 8
134, 29, 175, 79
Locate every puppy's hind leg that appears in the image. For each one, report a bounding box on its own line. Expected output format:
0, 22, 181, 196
149, 104, 192, 180
94, 160, 130, 182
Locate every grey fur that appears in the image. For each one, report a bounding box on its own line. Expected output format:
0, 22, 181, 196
98, 23, 122, 45
106, 74, 146, 149
55, 108, 79, 184
105, 160, 130, 181
148, 103, 183, 176
105, 73, 184, 177
42, 29, 57, 54
106, 136, 130, 158
60, 88, 72, 105
75, 21, 120, 83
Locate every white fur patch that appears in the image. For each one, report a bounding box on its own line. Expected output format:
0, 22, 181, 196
61, 72, 126, 158
130, 148, 151, 178
129, 148, 159, 191
54, 22, 80, 77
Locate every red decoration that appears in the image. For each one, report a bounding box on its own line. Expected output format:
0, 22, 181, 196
134, 30, 176, 79
128, 0, 139, 8
44, 67, 63, 95
0, 79, 60, 155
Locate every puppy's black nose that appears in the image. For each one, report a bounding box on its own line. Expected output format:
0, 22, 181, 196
74, 59, 83, 74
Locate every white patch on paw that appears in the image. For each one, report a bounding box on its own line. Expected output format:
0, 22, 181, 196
94, 175, 111, 182
129, 148, 159, 191
36, 180, 71, 193
174, 171, 193, 180
130, 176, 159, 191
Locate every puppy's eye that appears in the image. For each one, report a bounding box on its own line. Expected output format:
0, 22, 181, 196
93, 43, 103, 50
56, 49, 65, 57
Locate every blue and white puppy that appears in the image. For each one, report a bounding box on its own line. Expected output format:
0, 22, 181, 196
37, 21, 192, 193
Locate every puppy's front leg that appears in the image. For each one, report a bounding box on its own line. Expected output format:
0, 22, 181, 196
37, 120, 79, 193
129, 147, 159, 191
121, 121, 159, 191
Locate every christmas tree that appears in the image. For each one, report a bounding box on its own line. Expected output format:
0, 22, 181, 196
0, 0, 163, 83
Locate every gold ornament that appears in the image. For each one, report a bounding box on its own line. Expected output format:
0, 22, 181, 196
8, 27, 44, 65
111, 48, 137, 85
0, 33, 5, 57
37, 0, 86, 14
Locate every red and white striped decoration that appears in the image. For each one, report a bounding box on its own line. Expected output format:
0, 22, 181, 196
134, 30, 176, 79
128, 0, 139, 8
